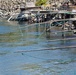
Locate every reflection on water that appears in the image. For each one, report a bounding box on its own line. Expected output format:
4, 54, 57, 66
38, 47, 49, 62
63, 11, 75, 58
0, 20, 76, 75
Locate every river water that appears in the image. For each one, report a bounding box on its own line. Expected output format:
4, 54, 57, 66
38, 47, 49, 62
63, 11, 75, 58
0, 20, 76, 75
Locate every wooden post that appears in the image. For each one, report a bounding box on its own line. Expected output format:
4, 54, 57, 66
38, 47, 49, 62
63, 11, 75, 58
62, 13, 65, 37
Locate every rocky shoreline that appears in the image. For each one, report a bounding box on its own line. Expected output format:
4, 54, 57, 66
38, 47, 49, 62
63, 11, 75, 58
0, 0, 26, 13
0, 0, 70, 13
0, 0, 76, 21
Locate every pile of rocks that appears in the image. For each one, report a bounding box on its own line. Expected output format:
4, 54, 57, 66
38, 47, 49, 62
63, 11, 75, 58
0, 0, 26, 13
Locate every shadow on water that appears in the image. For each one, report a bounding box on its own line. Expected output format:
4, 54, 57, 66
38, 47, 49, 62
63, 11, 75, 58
0, 21, 76, 75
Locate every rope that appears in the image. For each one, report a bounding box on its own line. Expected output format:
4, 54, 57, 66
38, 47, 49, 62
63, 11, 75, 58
36, 23, 48, 39
48, 37, 76, 42
14, 45, 76, 53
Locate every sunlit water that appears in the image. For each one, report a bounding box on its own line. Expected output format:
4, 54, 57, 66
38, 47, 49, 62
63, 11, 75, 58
0, 20, 76, 75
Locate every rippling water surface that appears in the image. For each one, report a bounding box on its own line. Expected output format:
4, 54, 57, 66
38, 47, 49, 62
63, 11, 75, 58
0, 20, 76, 75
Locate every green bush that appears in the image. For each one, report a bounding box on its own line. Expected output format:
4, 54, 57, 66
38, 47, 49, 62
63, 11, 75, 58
35, 0, 47, 6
